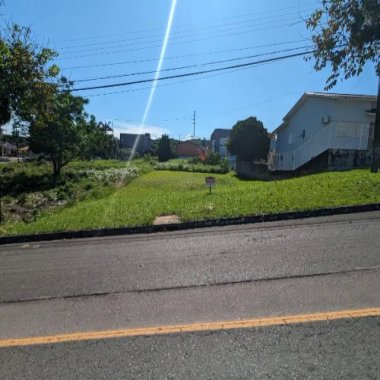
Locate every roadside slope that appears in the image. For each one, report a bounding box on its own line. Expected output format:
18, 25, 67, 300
1, 169, 379, 236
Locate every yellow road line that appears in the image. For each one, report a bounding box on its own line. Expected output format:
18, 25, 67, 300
1, 307, 379, 348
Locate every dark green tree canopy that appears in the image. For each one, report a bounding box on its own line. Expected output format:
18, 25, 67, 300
0, 24, 60, 124
306, 0, 380, 90
80, 117, 119, 160
227, 117, 270, 161
29, 88, 88, 176
157, 134, 173, 162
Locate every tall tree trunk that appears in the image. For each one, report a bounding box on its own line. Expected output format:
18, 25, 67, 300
52, 158, 61, 177
370, 77, 380, 173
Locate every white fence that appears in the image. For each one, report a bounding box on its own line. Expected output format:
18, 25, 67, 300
269, 122, 369, 171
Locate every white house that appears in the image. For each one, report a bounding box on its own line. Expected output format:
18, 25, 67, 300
268, 92, 377, 171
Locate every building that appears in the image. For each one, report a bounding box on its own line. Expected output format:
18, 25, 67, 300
210, 129, 231, 157
119, 133, 151, 154
0, 142, 17, 156
268, 92, 377, 171
176, 141, 203, 158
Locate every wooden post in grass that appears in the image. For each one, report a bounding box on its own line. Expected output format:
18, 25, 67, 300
205, 176, 216, 194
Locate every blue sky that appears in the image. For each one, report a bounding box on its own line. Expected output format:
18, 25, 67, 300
2, 0, 377, 139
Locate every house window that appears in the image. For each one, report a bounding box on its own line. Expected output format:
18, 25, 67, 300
288, 133, 293, 145
335, 122, 363, 137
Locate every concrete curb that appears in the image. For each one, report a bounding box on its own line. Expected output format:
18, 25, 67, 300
1, 203, 380, 245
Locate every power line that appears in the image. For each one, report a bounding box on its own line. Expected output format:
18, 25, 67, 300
61, 40, 306, 71
86, 62, 273, 98
84, 43, 345, 98
106, 91, 296, 126
72, 45, 313, 83
65, 49, 315, 93
58, 11, 311, 54
55, 2, 317, 44
57, 20, 309, 61
59, 16, 302, 56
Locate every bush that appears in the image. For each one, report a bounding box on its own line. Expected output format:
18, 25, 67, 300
154, 162, 228, 174
188, 157, 202, 165
143, 153, 157, 163
203, 152, 222, 165
79, 167, 139, 185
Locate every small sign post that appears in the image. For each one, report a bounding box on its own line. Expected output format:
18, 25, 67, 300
205, 176, 216, 194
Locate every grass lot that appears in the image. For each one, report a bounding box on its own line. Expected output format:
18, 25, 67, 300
1, 169, 379, 236
0, 159, 152, 226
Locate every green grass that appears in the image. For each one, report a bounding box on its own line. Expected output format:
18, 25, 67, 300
0, 158, 154, 226
1, 169, 379, 236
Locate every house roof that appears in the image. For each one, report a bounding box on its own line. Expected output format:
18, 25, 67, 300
177, 141, 199, 147
211, 128, 231, 139
274, 92, 377, 133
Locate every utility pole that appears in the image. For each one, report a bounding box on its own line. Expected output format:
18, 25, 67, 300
370, 76, 380, 173
192, 111, 196, 140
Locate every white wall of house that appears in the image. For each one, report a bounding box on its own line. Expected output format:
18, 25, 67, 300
271, 95, 376, 171
276, 97, 375, 153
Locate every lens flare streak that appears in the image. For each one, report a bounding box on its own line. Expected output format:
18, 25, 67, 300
129, 0, 178, 161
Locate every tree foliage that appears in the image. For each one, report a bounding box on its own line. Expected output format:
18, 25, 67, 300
0, 24, 59, 125
227, 117, 270, 161
157, 134, 173, 162
306, 0, 380, 90
29, 88, 88, 176
80, 117, 119, 160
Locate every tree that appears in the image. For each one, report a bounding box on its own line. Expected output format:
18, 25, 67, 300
0, 24, 59, 126
306, 0, 380, 172
306, 0, 379, 90
227, 117, 270, 162
29, 88, 88, 176
80, 117, 119, 160
9, 117, 28, 163
157, 134, 173, 162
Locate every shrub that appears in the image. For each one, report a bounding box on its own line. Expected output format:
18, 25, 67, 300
80, 167, 139, 185
188, 157, 202, 165
154, 162, 228, 174
203, 152, 222, 165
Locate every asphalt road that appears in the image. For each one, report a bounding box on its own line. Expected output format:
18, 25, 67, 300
1, 212, 380, 378
1, 317, 379, 379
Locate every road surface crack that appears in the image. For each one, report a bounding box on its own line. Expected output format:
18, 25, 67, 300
1, 266, 379, 306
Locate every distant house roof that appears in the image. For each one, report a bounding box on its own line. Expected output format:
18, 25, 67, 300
177, 141, 199, 147
176, 141, 202, 157
211, 129, 231, 140
274, 92, 377, 133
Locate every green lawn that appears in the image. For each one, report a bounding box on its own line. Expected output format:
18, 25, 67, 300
0, 158, 153, 226
1, 169, 379, 236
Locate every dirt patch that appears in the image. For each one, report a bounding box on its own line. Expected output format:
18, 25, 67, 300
153, 214, 181, 225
